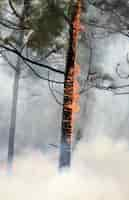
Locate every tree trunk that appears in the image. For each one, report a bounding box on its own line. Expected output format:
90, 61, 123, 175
59, 0, 81, 168
7, 0, 30, 171
8, 34, 23, 170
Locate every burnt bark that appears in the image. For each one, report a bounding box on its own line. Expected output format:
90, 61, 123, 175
59, 0, 81, 168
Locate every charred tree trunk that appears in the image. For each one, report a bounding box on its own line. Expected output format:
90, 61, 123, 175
59, 0, 81, 168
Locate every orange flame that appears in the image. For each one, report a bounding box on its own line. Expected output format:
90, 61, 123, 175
63, 0, 82, 144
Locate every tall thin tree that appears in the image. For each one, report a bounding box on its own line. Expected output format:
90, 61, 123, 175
59, 0, 82, 168
8, 0, 31, 171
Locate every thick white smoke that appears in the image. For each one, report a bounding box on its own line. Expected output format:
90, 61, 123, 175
0, 136, 129, 199
1, 5, 129, 199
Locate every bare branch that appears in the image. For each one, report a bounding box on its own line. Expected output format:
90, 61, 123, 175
48, 71, 63, 105
8, 0, 21, 19
87, 22, 129, 38
22, 58, 64, 84
0, 53, 17, 71
0, 44, 65, 75
116, 54, 129, 79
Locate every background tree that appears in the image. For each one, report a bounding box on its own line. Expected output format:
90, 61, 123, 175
0, 0, 71, 169
7, 0, 31, 171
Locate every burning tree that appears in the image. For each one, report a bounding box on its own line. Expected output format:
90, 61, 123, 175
59, 0, 82, 168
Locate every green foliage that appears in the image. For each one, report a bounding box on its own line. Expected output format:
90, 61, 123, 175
27, 1, 66, 50
0, 0, 6, 13
0, 0, 70, 53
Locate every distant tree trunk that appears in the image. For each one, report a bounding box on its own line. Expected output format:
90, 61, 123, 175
8, 0, 31, 171
8, 35, 23, 170
59, 0, 81, 168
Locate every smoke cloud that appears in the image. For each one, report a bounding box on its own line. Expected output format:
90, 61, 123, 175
0, 136, 129, 199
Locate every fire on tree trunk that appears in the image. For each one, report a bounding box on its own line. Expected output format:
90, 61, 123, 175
59, 0, 81, 168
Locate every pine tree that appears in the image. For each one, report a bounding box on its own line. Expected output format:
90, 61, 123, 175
0, 0, 70, 170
